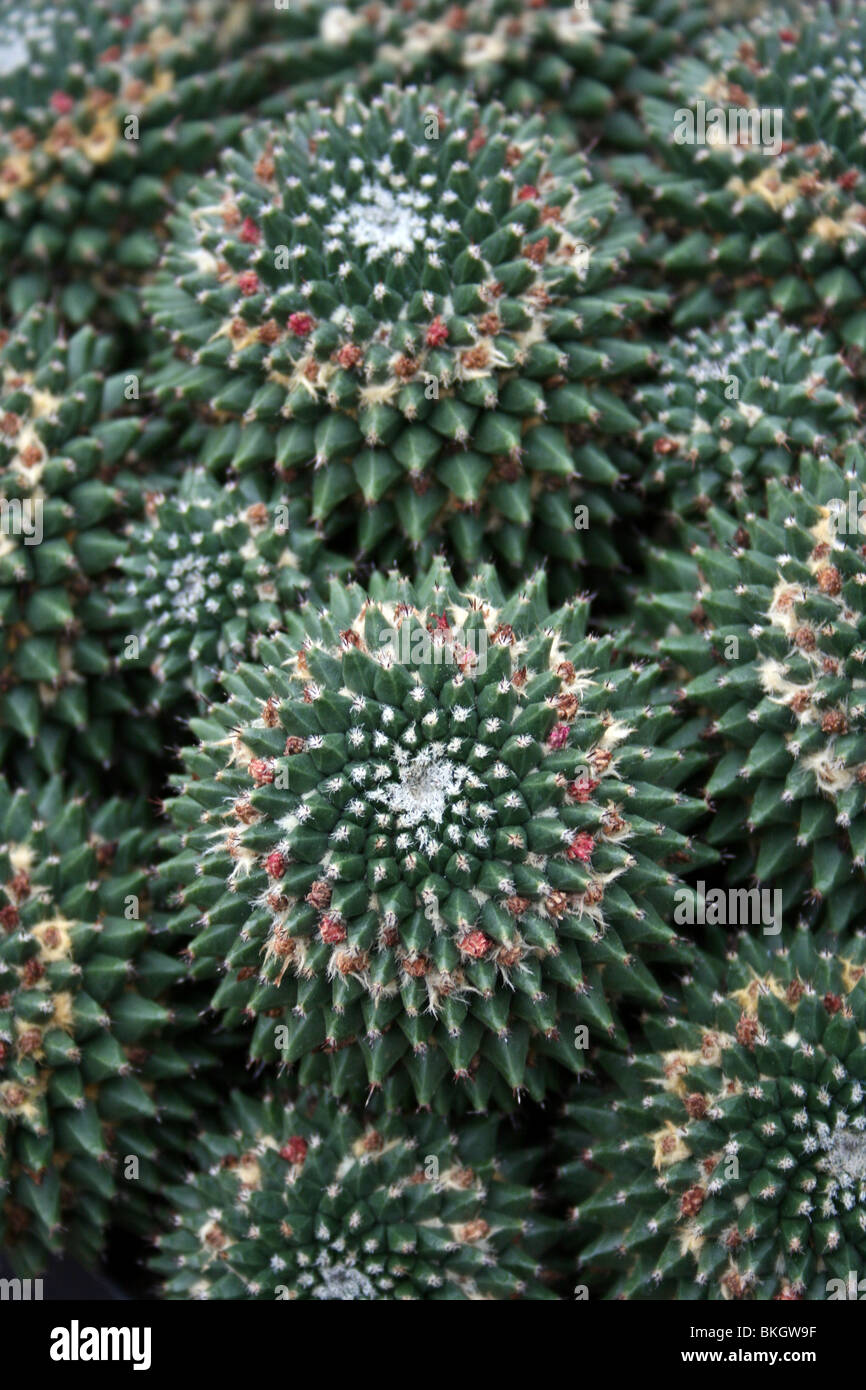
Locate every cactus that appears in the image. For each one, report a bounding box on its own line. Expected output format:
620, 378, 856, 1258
631, 453, 866, 932
145, 86, 665, 585
0, 0, 285, 325
258, 0, 714, 150
151, 1087, 558, 1299
108, 467, 351, 716
633, 313, 858, 518
610, 2, 866, 343
558, 926, 866, 1300
0, 775, 208, 1274
0, 305, 178, 783
159, 559, 713, 1110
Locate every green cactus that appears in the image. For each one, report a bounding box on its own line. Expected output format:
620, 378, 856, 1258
159, 559, 714, 1110
0, 0, 288, 325
630, 452, 866, 930
557, 926, 866, 1300
145, 86, 665, 586
0, 304, 179, 783
108, 466, 352, 715
610, 1, 866, 343
0, 775, 214, 1275
633, 313, 858, 518
151, 1087, 559, 1299
257, 0, 714, 150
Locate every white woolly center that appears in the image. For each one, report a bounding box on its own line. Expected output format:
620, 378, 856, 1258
831, 73, 866, 124
821, 1126, 866, 1185
0, 9, 53, 75
325, 180, 438, 262
311, 1259, 376, 1301
373, 749, 468, 836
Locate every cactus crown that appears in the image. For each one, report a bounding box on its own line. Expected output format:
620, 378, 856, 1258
162, 560, 712, 1109
147, 85, 660, 575
560, 928, 866, 1300
110, 467, 348, 712
633, 313, 857, 514
150, 1089, 558, 1300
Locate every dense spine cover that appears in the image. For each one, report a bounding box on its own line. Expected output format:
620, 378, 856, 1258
151, 1089, 559, 1300
558, 928, 866, 1299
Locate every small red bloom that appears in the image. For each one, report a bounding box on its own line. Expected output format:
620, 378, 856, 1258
265, 852, 286, 879
567, 776, 599, 803
837, 171, 859, 191
567, 832, 595, 863
279, 1137, 308, 1164
287, 312, 314, 337
458, 930, 492, 959
240, 217, 261, 244
50, 92, 75, 115
0, 905, 19, 932
426, 316, 449, 347
336, 343, 363, 369
517, 184, 539, 201
824, 993, 843, 1015
319, 915, 347, 945
249, 757, 275, 785
237, 271, 260, 295
778, 28, 797, 42
547, 724, 569, 750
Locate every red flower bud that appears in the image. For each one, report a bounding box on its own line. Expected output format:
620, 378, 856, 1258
458, 930, 492, 959
279, 1137, 308, 1164
265, 852, 286, 879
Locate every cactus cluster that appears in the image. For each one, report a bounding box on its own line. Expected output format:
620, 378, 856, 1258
256, 0, 713, 147
5, 0, 866, 1309
0, 0, 284, 324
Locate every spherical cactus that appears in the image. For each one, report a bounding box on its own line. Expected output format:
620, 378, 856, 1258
610, 2, 866, 343
0, 775, 199, 1274
159, 559, 714, 1110
108, 466, 352, 715
631, 453, 866, 931
151, 1088, 559, 1300
0, 305, 177, 783
145, 86, 664, 585
557, 926, 866, 1300
633, 313, 857, 517
0, 0, 281, 324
